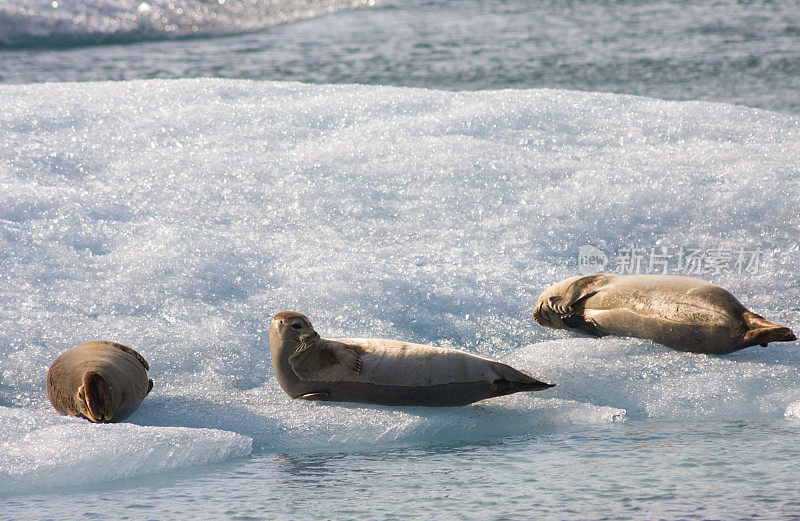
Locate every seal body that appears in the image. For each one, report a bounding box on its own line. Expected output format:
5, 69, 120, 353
269, 311, 554, 406
533, 274, 796, 354
47, 341, 153, 422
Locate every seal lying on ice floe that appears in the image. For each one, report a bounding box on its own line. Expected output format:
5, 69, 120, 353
269, 311, 554, 406
533, 274, 796, 354
47, 341, 153, 422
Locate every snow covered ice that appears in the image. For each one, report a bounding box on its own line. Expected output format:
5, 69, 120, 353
0, 79, 798, 494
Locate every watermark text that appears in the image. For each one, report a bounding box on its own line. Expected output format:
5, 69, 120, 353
578, 244, 764, 276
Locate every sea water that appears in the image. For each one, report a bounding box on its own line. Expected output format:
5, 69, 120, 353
2, 0, 800, 112
4, 422, 800, 520
1, 2, 800, 520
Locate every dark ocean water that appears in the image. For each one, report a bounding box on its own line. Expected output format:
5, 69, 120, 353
2, 0, 799, 112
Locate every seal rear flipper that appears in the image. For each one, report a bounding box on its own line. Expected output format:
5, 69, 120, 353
561, 313, 608, 338
742, 326, 797, 348
741, 311, 797, 347
549, 274, 613, 314
78, 372, 114, 423
492, 378, 555, 397
297, 392, 330, 401
490, 362, 555, 394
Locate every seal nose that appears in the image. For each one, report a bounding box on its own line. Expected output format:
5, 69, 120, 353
300, 331, 320, 342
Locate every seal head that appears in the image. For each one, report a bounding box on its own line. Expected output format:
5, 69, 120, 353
269, 311, 321, 398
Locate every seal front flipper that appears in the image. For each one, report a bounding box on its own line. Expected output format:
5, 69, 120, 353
549, 274, 613, 314
289, 338, 362, 378
289, 348, 334, 379
77, 371, 114, 423
561, 313, 608, 337
298, 392, 329, 401
329, 341, 362, 374
288, 334, 337, 379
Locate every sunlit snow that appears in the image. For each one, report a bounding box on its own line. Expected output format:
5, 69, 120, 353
1, 79, 798, 494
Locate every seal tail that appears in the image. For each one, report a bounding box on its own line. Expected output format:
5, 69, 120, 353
78, 372, 114, 423
491, 362, 555, 396
742, 311, 797, 348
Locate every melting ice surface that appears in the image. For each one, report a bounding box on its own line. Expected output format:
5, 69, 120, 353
0, 79, 799, 497
0, 0, 374, 46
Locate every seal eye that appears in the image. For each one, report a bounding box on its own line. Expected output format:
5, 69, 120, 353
291, 323, 302, 330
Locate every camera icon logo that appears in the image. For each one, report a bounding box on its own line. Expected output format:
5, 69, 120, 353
577, 245, 608, 275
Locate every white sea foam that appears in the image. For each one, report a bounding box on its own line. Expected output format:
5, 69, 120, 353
0, 0, 374, 46
0, 79, 798, 494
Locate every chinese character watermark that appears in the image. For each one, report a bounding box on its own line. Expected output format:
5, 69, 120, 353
578, 244, 764, 276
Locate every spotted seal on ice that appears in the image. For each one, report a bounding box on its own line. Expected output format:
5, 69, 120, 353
269, 311, 554, 406
47, 340, 153, 422
533, 274, 796, 354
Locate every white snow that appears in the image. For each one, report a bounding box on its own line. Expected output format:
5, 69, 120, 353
0, 79, 798, 494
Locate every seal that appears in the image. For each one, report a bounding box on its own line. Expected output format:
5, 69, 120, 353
269, 311, 554, 406
533, 274, 797, 354
46, 340, 153, 423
